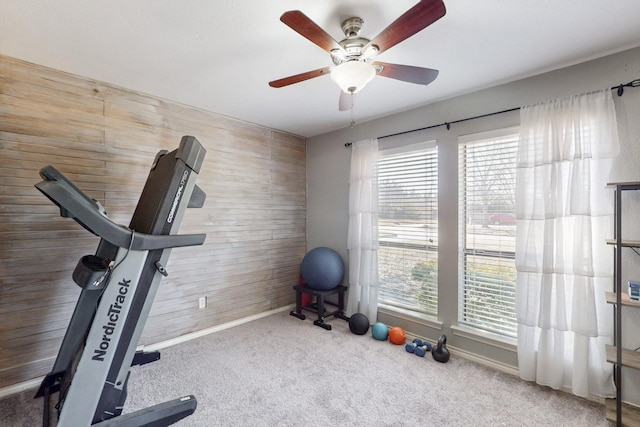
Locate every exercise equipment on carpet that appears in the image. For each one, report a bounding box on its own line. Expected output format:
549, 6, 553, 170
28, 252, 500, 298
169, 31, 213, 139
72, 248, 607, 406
432, 335, 450, 363
34, 136, 207, 426
298, 273, 312, 307
300, 246, 345, 290
371, 322, 389, 340
370, 322, 406, 344
290, 247, 348, 330
405, 338, 432, 357
348, 312, 370, 335
388, 326, 406, 345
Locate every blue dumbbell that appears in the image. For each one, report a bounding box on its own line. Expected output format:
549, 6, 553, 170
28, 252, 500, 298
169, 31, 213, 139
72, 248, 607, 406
405, 338, 424, 354
414, 341, 432, 357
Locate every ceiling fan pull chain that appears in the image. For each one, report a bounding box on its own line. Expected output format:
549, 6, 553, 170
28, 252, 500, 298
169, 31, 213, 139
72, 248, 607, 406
350, 94, 356, 127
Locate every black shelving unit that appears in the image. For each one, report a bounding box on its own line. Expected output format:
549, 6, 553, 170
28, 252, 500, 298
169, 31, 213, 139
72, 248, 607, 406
606, 182, 640, 426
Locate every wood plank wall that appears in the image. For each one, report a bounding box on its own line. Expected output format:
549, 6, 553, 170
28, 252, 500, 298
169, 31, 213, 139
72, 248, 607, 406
0, 54, 306, 388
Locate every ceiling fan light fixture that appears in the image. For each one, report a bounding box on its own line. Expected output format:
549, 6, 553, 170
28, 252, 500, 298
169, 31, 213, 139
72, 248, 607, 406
330, 61, 376, 94
362, 44, 379, 59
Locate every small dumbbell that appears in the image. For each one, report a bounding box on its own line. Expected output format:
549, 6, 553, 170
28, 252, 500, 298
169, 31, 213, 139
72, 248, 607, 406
414, 341, 432, 357
405, 338, 424, 354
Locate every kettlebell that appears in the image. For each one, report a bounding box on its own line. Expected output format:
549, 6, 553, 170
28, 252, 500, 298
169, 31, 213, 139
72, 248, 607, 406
432, 334, 450, 363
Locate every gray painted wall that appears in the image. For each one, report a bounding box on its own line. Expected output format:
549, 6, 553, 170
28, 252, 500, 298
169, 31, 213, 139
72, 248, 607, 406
306, 45, 640, 388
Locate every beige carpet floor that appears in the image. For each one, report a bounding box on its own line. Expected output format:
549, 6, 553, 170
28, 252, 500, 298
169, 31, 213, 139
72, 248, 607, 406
0, 310, 611, 426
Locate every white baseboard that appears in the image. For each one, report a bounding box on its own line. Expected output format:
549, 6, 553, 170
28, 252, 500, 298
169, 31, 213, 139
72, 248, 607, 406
403, 331, 519, 376
141, 304, 294, 352
448, 345, 520, 377
0, 304, 295, 399
0, 378, 43, 399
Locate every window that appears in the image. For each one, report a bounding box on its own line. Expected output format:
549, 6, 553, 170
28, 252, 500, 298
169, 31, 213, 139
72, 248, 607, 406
458, 129, 518, 338
377, 142, 438, 315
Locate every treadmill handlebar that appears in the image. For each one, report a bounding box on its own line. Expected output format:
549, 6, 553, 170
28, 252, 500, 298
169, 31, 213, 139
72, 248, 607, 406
35, 166, 205, 251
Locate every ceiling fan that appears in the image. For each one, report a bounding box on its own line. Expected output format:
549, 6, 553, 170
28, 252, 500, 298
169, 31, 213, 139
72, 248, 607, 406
269, 0, 446, 111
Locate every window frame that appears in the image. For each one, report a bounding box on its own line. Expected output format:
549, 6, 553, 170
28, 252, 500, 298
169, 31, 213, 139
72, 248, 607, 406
457, 127, 519, 340
376, 140, 439, 317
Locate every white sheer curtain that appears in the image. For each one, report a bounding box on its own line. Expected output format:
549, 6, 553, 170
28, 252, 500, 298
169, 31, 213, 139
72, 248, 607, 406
347, 138, 380, 323
515, 89, 619, 398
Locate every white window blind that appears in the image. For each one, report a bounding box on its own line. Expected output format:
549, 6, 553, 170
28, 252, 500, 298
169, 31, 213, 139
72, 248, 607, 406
458, 129, 518, 337
378, 142, 438, 315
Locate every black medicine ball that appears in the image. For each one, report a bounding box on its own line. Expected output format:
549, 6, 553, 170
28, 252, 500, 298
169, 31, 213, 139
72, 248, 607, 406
348, 312, 370, 335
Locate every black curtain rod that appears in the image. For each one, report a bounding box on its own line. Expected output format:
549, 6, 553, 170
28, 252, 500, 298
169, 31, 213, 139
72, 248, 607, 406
344, 78, 640, 147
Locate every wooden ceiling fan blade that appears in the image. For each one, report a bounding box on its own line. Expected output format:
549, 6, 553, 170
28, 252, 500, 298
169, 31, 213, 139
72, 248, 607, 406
338, 91, 356, 111
373, 62, 439, 85
280, 10, 343, 54
366, 0, 446, 55
269, 67, 332, 88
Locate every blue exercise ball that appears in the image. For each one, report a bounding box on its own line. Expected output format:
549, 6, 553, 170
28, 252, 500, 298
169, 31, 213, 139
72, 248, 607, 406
372, 322, 389, 341
301, 247, 345, 290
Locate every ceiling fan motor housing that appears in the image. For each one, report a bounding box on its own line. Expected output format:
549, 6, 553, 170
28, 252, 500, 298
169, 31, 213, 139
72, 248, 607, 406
332, 16, 376, 65
341, 17, 364, 37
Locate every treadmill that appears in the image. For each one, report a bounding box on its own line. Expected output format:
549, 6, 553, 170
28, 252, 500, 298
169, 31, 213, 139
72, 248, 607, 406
33, 135, 207, 426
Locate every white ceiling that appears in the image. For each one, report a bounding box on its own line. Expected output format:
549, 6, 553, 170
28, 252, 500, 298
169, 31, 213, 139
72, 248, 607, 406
2, 1, 640, 138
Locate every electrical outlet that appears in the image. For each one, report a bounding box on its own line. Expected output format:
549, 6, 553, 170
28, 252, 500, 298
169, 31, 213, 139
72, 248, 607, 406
198, 296, 207, 309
